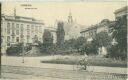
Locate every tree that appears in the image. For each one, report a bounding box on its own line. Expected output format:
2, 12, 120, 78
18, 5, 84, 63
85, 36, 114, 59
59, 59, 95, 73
85, 42, 98, 55
107, 15, 127, 60
107, 45, 127, 60
91, 31, 112, 55
74, 37, 87, 54
112, 16, 127, 52
63, 38, 76, 49
6, 43, 23, 56
42, 29, 53, 52
93, 31, 112, 48
56, 21, 65, 47
43, 29, 53, 45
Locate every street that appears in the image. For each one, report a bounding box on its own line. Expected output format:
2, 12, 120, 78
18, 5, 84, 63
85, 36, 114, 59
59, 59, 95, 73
1, 65, 127, 80
1, 56, 127, 80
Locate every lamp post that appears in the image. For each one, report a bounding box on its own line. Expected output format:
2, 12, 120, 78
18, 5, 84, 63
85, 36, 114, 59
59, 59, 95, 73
22, 43, 24, 63
22, 39, 25, 63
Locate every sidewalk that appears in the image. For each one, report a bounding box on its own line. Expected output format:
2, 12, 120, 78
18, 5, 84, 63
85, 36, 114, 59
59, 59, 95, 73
1, 56, 127, 74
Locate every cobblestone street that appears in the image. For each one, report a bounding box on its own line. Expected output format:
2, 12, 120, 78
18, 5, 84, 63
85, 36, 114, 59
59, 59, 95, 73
1, 65, 127, 80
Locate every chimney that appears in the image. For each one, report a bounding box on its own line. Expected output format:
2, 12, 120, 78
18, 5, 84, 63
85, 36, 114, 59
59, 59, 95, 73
14, 7, 16, 17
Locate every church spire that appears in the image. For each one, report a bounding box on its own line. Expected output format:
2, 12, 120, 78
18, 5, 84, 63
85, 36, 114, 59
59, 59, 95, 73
68, 11, 73, 23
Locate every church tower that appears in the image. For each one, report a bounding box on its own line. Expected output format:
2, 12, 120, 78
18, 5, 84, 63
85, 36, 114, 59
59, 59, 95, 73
68, 11, 73, 23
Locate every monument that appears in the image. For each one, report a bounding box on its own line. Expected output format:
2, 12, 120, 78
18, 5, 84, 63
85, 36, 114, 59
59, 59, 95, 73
25, 35, 40, 56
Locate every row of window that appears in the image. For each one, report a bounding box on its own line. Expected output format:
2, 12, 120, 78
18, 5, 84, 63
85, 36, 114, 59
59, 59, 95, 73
7, 22, 42, 35
7, 36, 21, 43
7, 23, 24, 35
82, 29, 97, 37
7, 36, 29, 46
7, 36, 42, 46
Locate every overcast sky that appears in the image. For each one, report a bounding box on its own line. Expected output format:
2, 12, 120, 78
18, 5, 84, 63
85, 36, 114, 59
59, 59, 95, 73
2, 2, 126, 27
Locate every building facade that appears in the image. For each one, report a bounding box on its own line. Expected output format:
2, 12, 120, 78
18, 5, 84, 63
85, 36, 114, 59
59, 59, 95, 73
1, 14, 44, 55
114, 6, 128, 19
54, 12, 85, 40
80, 19, 111, 55
80, 6, 127, 55
80, 19, 110, 42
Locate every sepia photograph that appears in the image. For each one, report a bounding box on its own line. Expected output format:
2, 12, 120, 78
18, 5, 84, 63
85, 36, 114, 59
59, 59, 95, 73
0, 1, 127, 80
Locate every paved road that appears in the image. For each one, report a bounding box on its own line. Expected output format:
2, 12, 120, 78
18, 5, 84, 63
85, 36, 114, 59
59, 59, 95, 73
1, 65, 127, 80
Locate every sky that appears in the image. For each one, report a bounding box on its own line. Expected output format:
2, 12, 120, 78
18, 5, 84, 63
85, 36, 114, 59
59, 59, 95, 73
2, 2, 126, 27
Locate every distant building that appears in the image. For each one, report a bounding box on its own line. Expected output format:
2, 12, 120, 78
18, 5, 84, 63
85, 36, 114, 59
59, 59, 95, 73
80, 6, 128, 55
114, 6, 128, 20
80, 6, 128, 41
80, 19, 112, 55
1, 10, 44, 55
64, 12, 85, 40
80, 19, 111, 42
113, 6, 127, 45
55, 12, 85, 40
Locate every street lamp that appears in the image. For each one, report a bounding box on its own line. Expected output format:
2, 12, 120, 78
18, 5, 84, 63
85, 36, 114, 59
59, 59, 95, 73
22, 38, 25, 63
22, 43, 24, 63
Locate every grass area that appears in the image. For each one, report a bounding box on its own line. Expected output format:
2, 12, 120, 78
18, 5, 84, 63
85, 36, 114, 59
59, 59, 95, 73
41, 55, 127, 68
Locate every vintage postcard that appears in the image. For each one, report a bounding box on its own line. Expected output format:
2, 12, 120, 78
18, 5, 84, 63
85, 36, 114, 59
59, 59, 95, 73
1, 1, 127, 80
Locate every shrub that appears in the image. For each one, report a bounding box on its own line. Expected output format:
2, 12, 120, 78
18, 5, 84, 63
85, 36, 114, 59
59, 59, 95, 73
6, 43, 32, 56
107, 45, 127, 60
6, 43, 23, 56
83, 42, 98, 55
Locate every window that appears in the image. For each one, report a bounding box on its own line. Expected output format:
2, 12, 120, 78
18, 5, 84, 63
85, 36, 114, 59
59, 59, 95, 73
12, 36, 15, 42
33, 35, 38, 43
16, 24, 19, 35
16, 37, 19, 42
7, 23, 10, 34
7, 36, 10, 43
27, 25, 30, 35
7, 43, 10, 46
7, 36, 10, 46
27, 36, 30, 43
31, 25, 34, 32
35, 26, 38, 34
12, 23, 15, 35
20, 24, 24, 35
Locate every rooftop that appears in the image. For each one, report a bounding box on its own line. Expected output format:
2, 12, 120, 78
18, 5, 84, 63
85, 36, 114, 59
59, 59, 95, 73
80, 19, 111, 33
45, 27, 57, 32
2, 14, 44, 25
114, 6, 128, 14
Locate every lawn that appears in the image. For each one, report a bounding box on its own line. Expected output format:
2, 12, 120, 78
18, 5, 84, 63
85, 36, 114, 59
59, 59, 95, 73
41, 55, 127, 68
